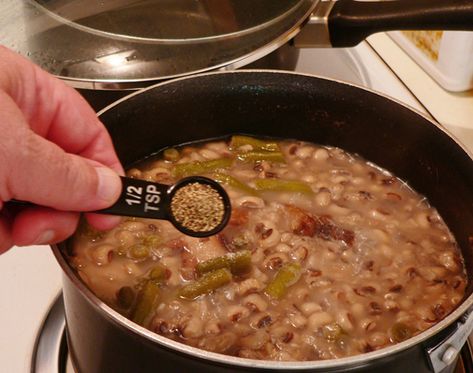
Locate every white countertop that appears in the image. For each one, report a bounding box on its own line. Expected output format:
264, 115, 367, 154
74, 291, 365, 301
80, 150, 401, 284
368, 33, 473, 152
0, 246, 62, 371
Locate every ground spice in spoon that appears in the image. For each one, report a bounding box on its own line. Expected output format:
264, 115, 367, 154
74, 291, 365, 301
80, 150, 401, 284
170, 182, 225, 233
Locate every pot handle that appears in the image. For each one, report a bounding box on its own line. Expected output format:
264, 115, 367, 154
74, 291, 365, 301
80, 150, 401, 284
427, 308, 473, 373
294, 0, 473, 48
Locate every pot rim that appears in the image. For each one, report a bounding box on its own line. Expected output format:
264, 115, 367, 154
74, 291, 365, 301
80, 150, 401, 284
57, 70, 473, 369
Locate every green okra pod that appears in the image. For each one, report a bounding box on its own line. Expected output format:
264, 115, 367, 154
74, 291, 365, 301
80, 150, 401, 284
131, 279, 161, 326
265, 262, 301, 300
179, 268, 232, 300
212, 173, 258, 195
237, 151, 285, 163
230, 135, 280, 152
196, 250, 252, 276
172, 158, 233, 178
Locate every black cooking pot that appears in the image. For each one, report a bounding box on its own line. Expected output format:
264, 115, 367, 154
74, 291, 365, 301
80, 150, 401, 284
53, 71, 473, 373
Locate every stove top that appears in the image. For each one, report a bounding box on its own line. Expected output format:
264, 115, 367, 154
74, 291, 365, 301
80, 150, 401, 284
0, 40, 456, 373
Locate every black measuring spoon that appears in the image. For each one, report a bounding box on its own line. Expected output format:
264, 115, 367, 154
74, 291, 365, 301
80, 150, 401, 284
9, 176, 232, 238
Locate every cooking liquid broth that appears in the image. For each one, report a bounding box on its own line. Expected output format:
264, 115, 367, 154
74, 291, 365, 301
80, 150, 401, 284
70, 137, 466, 361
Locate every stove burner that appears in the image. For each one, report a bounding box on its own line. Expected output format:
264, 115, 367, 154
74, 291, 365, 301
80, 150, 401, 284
32, 295, 473, 373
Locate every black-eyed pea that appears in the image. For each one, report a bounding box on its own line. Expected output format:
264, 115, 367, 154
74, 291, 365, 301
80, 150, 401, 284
122, 220, 147, 232
313, 148, 330, 161
340, 212, 363, 225
337, 311, 355, 332
237, 144, 253, 153
160, 257, 181, 286
263, 253, 288, 270
227, 305, 250, 322
369, 209, 387, 221
399, 248, 415, 262
352, 176, 365, 185
222, 282, 238, 302
292, 159, 304, 169
256, 314, 273, 329
280, 233, 294, 244
368, 332, 388, 347
415, 212, 430, 229
315, 190, 332, 207
272, 326, 295, 345
384, 300, 400, 312
259, 224, 281, 248
330, 184, 344, 200
235, 196, 265, 209
299, 302, 323, 316
123, 262, 142, 275
288, 311, 308, 328
181, 316, 204, 338
291, 246, 308, 262
415, 305, 435, 321
243, 293, 268, 312
252, 267, 269, 283
308, 312, 333, 330
146, 167, 171, 179
322, 250, 337, 261
341, 249, 354, 262
380, 244, 394, 259
126, 168, 142, 178
292, 287, 310, 302
199, 148, 220, 160
360, 318, 377, 332
331, 175, 349, 185
240, 330, 269, 349
302, 174, 316, 183
438, 251, 460, 272
371, 229, 389, 243
238, 278, 263, 296
327, 204, 351, 216
395, 311, 413, 324
114, 229, 136, 248
417, 267, 437, 282
451, 295, 463, 305
310, 278, 333, 288
351, 303, 365, 318
205, 320, 222, 335
275, 243, 292, 253
425, 283, 445, 294
206, 141, 228, 153
189, 152, 204, 162
295, 145, 314, 159
90, 244, 114, 266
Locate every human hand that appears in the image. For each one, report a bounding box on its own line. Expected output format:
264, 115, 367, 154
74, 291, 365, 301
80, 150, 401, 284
0, 46, 123, 253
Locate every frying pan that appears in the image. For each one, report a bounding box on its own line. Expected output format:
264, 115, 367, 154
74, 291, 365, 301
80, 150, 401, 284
4, 0, 473, 88
53, 71, 473, 372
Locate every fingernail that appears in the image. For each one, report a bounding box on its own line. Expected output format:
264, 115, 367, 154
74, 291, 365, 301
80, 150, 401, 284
35, 230, 55, 245
95, 167, 121, 203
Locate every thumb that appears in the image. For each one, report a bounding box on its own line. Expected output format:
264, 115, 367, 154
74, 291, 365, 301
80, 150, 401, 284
4, 131, 122, 212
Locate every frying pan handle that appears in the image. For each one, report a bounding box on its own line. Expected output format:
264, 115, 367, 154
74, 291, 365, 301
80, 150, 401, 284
329, 0, 473, 47
294, 0, 473, 48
